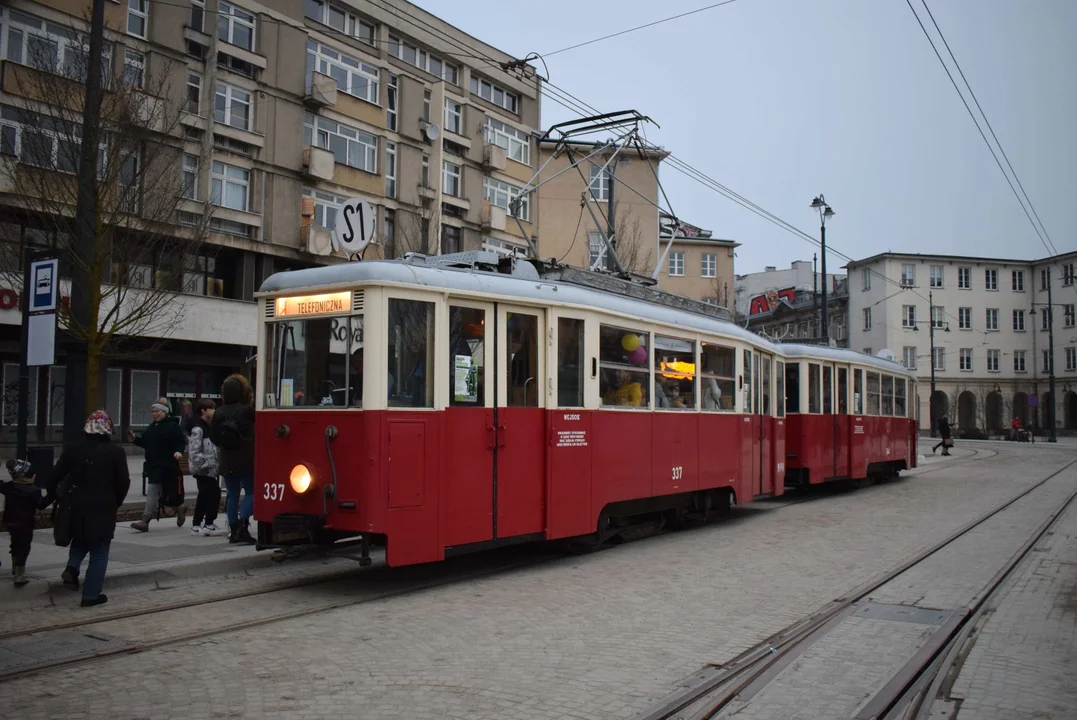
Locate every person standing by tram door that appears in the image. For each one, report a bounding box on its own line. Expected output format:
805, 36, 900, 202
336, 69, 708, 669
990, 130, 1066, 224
128, 402, 187, 532
187, 399, 223, 536
932, 417, 953, 456
211, 374, 256, 545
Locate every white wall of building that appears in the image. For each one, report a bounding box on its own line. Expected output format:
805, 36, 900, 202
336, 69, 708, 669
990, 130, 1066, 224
735, 260, 844, 317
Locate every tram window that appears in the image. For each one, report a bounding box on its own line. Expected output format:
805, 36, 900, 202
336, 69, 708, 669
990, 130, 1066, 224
557, 317, 584, 408
599, 324, 650, 408
785, 363, 800, 413
808, 363, 821, 414
866, 372, 881, 415
882, 374, 895, 416
449, 306, 485, 407
743, 350, 753, 414
348, 316, 363, 407
387, 299, 434, 408
507, 312, 539, 407
853, 369, 863, 414
894, 378, 907, 417
700, 342, 734, 411
776, 361, 785, 417
837, 368, 848, 415
265, 317, 349, 407
822, 366, 833, 414
761, 356, 771, 415
655, 335, 696, 410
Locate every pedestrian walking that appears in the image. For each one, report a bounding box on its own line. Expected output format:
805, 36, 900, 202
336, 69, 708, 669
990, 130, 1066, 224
127, 400, 186, 532
46, 410, 131, 607
188, 398, 223, 535
932, 417, 953, 456
211, 374, 256, 545
1, 459, 49, 587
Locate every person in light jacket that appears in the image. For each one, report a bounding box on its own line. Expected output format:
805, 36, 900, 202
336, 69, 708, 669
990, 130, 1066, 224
187, 398, 222, 535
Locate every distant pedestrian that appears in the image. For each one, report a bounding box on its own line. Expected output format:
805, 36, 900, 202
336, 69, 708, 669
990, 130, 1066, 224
188, 398, 222, 536
127, 401, 186, 532
46, 410, 131, 607
1, 459, 48, 587
211, 374, 256, 545
932, 417, 953, 456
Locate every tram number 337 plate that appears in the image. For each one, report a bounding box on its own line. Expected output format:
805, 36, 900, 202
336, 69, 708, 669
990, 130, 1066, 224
264, 483, 286, 501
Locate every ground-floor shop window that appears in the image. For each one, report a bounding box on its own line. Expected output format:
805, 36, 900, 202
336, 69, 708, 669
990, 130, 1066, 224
130, 369, 160, 427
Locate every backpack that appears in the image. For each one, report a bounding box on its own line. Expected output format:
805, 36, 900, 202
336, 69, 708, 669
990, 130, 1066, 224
212, 417, 243, 450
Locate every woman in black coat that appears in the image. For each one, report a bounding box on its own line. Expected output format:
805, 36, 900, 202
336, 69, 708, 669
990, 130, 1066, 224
47, 410, 131, 607
932, 417, 953, 456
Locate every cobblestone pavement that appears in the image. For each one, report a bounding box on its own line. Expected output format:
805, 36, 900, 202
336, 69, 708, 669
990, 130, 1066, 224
2, 443, 1075, 720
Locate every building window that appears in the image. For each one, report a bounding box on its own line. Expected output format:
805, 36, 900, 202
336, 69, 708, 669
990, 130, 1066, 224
442, 160, 461, 197
701, 253, 716, 278
863, 348, 873, 356
960, 348, 973, 371
902, 305, 916, 328
382, 208, 395, 257
307, 40, 379, 104
1041, 307, 1051, 331
1065, 304, 1075, 328
190, 0, 205, 33
1014, 350, 1026, 373
305, 1, 376, 45
1063, 263, 1075, 286
986, 349, 1000, 372
930, 265, 943, 288
301, 187, 348, 228
5, 11, 114, 85
588, 232, 607, 269
444, 98, 462, 135
484, 119, 530, 165
985, 268, 998, 291
1043, 350, 1053, 374
985, 308, 999, 331
214, 82, 251, 130
862, 267, 871, 291
302, 113, 377, 173
388, 35, 458, 84
1040, 268, 1049, 290
121, 48, 145, 88
469, 75, 517, 112
421, 154, 429, 187
668, 252, 684, 277
863, 308, 872, 331
186, 71, 202, 114
483, 177, 530, 221
385, 141, 396, 198
0, 106, 110, 177
181, 153, 198, 200
440, 225, 460, 255
932, 347, 945, 371
957, 307, 971, 330
931, 305, 945, 329
902, 346, 917, 370
1066, 347, 1076, 372
1014, 309, 1026, 331
958, 267, 971, 289
127, 0, 148, 38
386, 74, 397, 131
218, 2, 254, 51
589, 165, 610, 201
210, 161, 249, 211
901, 263, 915, 287
1012, 270, 1024, 292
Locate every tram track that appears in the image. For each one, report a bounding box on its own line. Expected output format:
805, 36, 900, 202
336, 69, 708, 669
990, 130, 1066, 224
633, 453, 1077, 720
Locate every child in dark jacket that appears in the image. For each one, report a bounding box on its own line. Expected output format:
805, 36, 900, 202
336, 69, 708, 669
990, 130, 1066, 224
1, 459, 49, 587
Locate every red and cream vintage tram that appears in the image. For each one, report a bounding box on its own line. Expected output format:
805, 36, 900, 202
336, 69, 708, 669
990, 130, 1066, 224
252, 255, 917, 567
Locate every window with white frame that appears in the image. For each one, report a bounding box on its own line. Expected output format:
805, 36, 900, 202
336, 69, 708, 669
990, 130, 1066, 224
483, 177, 530, 222
1040, 268, 1049, 290
384, 141, 396, 198
386, 74, 397, 131
958, 266, 971, 289
1043, 350, 1053, 374
987, 349, 1000, 372
218, 2, 254, 51
1012, 270, 1024, 292
985, 268, 998, 291
388, 35, 458, 84
958, 307, 971, 330
306, 40, 379, 104
469, 75, 517, 112
186, 71, 202, 114
1014, 350, 1026, 372
1064, 304, 1075, 328
702, 253, 716, 278
931, 305, 945, 328
210, 161, 249, 211
588, 232, 607, 270
442, 160, 460, 197
863, 348, 873, 356
863, 307, 872, 330
181, 153, 198, 200
1064, 263, 1075, 286
121, 48, 144, 88
214, 82, 251, 130
901, 263, 915, 287
862, 267, 871, 290
932, 347, 945, 371
482, 237, 526, 257
484, 119, 530, 165
5, 11, 113, 85
1041, 307, 1051, 331
302, 187, 349, 228
589, 165, 610, 201
960, 348, 973, 371
305, 1, 376, 45
302, 113, 377, 172
0, 106, 107, 176
127, 0, 148, 39
444, 98, 462, 135
190, 0, 205, 33
669, 252, 684, 277
903, 346, 917, 370
902, 305, 916, 328
1066, 347, 1076, 372
986, 308, 999, 331
421, 154, 429, 187
1013, 309, 1025, 331
930, 265, 943, 288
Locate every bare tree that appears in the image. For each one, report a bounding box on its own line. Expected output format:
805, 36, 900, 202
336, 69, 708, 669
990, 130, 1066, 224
0, 21, 211, 412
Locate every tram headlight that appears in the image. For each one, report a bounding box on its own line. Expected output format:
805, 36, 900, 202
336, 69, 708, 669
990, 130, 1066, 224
289, 464, 314, 494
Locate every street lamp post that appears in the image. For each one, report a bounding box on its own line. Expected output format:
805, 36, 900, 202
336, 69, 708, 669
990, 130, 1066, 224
913, 290, 949, 438
810, 196, 835, 344
1030, 271, 1058, 443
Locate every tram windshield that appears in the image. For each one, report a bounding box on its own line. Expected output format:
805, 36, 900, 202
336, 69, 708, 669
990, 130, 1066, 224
264, 316, 363, 408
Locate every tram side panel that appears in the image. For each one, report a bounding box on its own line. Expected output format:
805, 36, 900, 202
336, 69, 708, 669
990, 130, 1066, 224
652, 412, 700, 497
771, 417, 787, 496
442, 406, 494, 547
546, 411, 593, 540
381, 410, 443, 566
698, 413, 749, 502
590, 411, 654, 522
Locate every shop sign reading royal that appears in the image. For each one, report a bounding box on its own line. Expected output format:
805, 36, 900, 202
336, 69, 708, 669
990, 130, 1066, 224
275, 291, 352, 318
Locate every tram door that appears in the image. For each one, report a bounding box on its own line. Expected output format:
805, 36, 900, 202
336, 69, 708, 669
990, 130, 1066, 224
494, 304, 546, 539
757, 353, 775, 496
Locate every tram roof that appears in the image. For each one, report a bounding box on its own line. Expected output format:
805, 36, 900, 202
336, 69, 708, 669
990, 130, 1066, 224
259, 259, 913, 376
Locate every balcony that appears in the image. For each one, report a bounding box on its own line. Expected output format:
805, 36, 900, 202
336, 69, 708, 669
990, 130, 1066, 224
482, 143, 507, 172
302, 146, 335, 181
304, 71, 337, 109
302, 223, 333, 257
481, 200, 507, 231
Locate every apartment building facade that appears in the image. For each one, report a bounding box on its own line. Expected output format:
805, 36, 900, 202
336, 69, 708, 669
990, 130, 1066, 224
847, 251, 1077, 436
0, 0, 540, 441
655, 212, 737, 311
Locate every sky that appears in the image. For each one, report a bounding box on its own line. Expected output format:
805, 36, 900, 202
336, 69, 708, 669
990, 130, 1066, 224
413, 0, 1076, 276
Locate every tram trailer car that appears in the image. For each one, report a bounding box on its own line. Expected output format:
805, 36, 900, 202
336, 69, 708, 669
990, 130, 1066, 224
252, 257, 917, 567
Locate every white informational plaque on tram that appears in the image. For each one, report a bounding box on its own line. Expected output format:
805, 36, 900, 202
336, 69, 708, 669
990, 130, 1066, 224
331, 197, 375, 255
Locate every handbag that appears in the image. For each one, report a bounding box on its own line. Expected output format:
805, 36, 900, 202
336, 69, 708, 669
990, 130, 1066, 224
943, 438, 954, 448
158, 463, 186, 509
